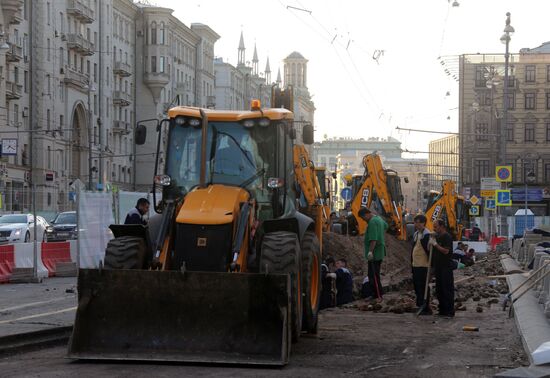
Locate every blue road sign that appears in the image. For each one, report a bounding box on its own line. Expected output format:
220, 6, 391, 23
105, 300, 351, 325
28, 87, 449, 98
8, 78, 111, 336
486, 198, 496, 211
341, 187, 353, 202
496, 190, 512, 206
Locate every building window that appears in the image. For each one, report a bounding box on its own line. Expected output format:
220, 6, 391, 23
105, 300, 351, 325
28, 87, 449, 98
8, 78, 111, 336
474, 159, 490, 183
523, 161, 536, 183
47, 39, 50, 61
46, 109, 51, 130
525, 123, 535, 142
545, 163, 550, 183
159, 23, 165, 44
507, 92, 515, 110
59, 115, 64, 132
475, 122, 489, 141
525, 93, 536, 110
525, 65, 536, 83
475, 65, 486, 87
547, 93, 550, 110
24, 71, 28, 93
94, 63, 97, 83
151, 22, 157, 44
14, 104, 19, 126
547, 65, 550, 82
547, 123, 550, 142
159, 56, 165, 73
151, 56, 157, 73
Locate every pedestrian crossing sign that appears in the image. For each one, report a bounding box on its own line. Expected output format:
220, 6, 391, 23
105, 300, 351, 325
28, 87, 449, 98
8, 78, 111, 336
495, 190, 512, 206
485, 198, 496, 211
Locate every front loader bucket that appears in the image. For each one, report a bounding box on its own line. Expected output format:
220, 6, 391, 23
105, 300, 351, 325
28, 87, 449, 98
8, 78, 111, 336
68, 269, 291, 365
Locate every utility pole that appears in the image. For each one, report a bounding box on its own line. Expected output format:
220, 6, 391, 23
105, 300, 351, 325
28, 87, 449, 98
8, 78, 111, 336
29, 0, 38, 282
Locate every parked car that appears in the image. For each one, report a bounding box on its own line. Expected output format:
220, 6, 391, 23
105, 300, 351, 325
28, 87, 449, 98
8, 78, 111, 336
45, 211, 77, 242
0, 214, 48, 244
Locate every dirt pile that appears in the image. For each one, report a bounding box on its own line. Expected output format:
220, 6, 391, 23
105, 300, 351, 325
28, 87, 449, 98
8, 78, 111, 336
322, 232, 412, 289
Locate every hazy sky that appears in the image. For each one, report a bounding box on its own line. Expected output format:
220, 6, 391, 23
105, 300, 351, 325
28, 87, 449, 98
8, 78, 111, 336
153, 0, 548, 158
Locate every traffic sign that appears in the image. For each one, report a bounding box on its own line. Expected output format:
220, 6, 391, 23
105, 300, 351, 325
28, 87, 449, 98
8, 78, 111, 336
481, 190, 495, 197
341, 187, 352, 202
496, 190, 512, 206
485, 198, 496, 211
469, 205, 480, 216
496, 166, 512, 182
470, 195, 480, 205
481, 177, 501, 190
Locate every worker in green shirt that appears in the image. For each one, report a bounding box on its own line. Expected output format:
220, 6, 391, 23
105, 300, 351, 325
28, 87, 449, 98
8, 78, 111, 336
358, 207, 388, 300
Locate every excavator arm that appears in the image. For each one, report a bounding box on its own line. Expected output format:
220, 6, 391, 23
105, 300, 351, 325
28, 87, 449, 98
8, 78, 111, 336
424, 180, 463, 240
350, 154, 406, 239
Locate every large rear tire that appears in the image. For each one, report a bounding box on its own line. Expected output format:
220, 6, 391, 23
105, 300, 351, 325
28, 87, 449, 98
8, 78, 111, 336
260, 231, 302, 343
104, 236, 147, 270
301, 231, 321, 334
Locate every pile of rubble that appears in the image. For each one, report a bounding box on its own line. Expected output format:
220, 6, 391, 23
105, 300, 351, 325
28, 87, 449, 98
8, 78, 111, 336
355, 249, 510, 314
322, 232, 412, 291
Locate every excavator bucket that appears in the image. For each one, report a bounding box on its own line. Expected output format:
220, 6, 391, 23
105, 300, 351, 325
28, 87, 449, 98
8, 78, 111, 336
68, 269, 291, 365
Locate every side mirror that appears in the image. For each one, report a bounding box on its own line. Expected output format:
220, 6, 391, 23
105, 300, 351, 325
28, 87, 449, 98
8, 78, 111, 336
288, 127, 296, 140
302, 123, 314, 145
135, 124, 147, 145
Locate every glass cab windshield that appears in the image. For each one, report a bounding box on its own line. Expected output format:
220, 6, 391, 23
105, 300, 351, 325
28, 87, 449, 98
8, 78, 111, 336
165, 121, 277, 202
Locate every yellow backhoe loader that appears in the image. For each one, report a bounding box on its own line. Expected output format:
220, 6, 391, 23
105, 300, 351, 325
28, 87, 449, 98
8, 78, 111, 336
68, 101, 321, 366
424, 179, 466, 240
348, 153, 406, 240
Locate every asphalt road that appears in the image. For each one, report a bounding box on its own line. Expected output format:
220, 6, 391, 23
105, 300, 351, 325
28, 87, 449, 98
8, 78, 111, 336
0, 277, 76, 338
0, 299, 527, 378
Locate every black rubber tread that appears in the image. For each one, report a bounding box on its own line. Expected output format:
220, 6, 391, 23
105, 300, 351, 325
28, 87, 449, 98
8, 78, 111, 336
260, 231, 302, 343
104, 236, 146, 270
301, 231, 321, 334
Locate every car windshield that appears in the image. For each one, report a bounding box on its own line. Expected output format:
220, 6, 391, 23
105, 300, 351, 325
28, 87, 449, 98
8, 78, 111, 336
54, 213, 76, 224
0, 215, 28, 224
166, 121, 276, 201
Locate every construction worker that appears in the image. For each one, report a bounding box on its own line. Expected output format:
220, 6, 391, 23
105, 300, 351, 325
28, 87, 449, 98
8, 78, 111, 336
411, 214, 432, 314
335, 258, 354, 305
320, 257, 337, 309
124, 198, 150, 225
429, 219, 455, 317
358, 207, 387, 301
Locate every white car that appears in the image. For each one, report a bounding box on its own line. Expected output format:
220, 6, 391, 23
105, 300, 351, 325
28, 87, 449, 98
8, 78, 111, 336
0, 214, 48, 244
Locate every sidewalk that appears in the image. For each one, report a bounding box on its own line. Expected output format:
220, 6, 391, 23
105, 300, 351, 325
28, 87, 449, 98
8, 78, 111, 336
0, 277, 77, 339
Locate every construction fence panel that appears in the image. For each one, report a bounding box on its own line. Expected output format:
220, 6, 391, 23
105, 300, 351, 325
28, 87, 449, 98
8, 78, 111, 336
78, 191, 114, 269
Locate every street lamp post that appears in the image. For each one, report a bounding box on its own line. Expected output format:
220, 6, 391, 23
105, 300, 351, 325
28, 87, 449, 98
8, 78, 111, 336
499, 12, 514, 237
525, 169, 536, 231
86, 83, 96, 190
500, 12, 514, 165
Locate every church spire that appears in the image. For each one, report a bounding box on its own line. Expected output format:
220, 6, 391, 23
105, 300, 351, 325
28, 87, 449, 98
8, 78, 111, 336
265, 57, 271, 83
276, 67, 282, 85
238, 31, 245, 66
252, 43, 259, 75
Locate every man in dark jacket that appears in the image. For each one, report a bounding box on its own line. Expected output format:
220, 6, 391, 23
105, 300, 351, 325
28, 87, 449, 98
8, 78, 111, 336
124, 198, 150, 225
430, 219, 455, 317
411, 214, 432, 314
335, 258, 354, 305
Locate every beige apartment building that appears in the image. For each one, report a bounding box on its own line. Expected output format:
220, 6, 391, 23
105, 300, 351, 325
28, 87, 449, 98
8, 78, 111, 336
428, 134, 459, 191
459, 44, 550, 213
0, 0, 219, 212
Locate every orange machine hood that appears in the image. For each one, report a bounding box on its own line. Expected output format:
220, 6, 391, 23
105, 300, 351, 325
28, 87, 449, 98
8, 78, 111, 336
176, 184, 250, 225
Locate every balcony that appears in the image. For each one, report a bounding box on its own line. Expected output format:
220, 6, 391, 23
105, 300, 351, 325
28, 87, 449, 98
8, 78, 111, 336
66, 33, 95, 56
2, 0, 24, 25
113, 90, 131, 106
5, 42, 23, 62
114, 61, 132, 77
64, 67, 89, 91
6, 81, 22, 100
112, 120, 130, 134
143, 72, 170, 101
67, 0, 94, 23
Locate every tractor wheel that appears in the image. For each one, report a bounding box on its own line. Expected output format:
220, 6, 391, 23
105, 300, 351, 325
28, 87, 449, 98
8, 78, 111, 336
104, 236, 147, 270
260, 231, 302, 342
301, 231, 321, 334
